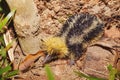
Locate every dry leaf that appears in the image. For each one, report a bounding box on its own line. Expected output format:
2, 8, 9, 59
19, 50, 45, 71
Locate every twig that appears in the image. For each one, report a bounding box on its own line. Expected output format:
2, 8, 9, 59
3, 27, 17, 62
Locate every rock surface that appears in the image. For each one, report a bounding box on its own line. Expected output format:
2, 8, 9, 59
6, 0, 42, 55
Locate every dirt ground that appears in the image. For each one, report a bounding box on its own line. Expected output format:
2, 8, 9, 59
13, 0, 120, 80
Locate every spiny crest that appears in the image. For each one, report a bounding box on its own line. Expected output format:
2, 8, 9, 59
43, 37, 68, 58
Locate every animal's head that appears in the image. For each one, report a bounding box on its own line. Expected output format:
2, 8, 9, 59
42, 37, 69, 63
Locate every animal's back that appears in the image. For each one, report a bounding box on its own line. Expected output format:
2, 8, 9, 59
59, 13, 104, 60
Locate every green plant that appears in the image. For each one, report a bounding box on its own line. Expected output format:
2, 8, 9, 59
0, 10, 18, 80
0, 0, 2, 12
0, 10, 15, 32
74, 71, 106, 80
107, 64, 117, 80
45, 65, 55, 80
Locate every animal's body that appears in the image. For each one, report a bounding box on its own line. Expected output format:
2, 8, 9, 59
43, 13, 104, 64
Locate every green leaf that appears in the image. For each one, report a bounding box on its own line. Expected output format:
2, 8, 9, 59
74, 71, 106, 80
0, 35, 5, 46
0, 65, 11, 75
4, 70, 19, 78
107, 64, 113, 71
0, 47, 7, 58
0, 77, 4, 80
45, 65, 55, 80
0, 10, 15, 31
107, 64, 117, 80
0, 39, 15, 58
0, 7, 2, 12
